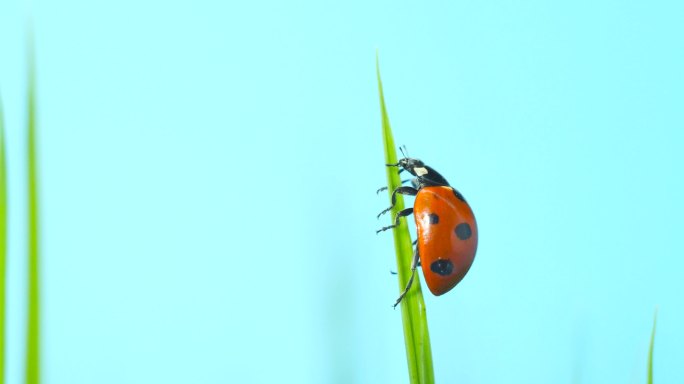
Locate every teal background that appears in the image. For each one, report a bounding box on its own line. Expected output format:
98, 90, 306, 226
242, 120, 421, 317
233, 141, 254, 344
1, 1, 683, 383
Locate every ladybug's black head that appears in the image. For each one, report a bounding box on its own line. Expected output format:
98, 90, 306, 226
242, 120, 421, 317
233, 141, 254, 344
394, 145, 426, 176
388, 146, 451, 187
397, 157, 426, 176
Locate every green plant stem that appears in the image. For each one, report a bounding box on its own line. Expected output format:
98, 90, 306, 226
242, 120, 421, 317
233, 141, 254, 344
26, 44, 40, 384
377, 56, 434, 384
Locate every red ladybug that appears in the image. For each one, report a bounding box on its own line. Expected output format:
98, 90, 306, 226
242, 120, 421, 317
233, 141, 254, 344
377, 149, 478, 307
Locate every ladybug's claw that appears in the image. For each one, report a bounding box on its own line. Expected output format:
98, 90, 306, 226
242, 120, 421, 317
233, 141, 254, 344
377, 179, 412, 194
377, 206, 393, 219
376, 224, 397, 234
377, 185, 417, 219
377, 207, 413, 233
393, 247, 420, 308
393, 268, 416, 308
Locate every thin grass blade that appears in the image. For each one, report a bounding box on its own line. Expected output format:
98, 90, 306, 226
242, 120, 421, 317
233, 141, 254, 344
377, 56, 434, 384
26, 41, 40, 384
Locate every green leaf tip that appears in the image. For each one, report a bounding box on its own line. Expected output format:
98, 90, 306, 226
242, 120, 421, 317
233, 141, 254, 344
376, 58, 434, 384
647, 308, 657, 384
26, 37, 41, 384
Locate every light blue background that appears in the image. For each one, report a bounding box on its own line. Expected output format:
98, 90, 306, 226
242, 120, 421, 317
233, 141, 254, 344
1, 1, 683, 383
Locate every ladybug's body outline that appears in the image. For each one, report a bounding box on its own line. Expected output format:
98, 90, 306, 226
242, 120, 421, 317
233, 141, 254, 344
377, 149, 478, 307
414, 186, 477, 296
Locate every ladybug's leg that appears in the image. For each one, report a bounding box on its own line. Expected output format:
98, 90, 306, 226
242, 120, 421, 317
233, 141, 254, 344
376, 179, 411, 194
376, 208, 413, 233
384, 162, 405, 171
377, 186, 418, 218
393, 247, 420, 308
390, 240, 418, 274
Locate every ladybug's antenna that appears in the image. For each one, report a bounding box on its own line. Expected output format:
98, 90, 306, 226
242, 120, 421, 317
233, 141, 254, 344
399, 145, 409, 159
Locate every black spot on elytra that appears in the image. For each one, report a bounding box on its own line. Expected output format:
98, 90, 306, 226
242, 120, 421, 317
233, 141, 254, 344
452, 188, 466, 202
430, 259, 454, 276
455, 223, 472, 240
428, 213, 439, 224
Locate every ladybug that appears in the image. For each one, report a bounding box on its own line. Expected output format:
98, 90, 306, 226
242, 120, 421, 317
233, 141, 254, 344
377, 148, 478, 307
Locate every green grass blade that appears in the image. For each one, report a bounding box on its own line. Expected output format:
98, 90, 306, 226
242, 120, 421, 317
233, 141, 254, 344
26, 42, 40, 384
0, 95, 7, 384
376, 56, 434, 384
647, 309, 657, 384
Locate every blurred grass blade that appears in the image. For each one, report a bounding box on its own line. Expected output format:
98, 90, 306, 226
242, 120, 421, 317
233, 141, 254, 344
647, 309, 657, 384
26, 41, 40, 384
377, 56, 434, 384
0, 95, 6, 384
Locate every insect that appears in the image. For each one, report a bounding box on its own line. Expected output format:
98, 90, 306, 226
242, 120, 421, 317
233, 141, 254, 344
377, 147, 478, 307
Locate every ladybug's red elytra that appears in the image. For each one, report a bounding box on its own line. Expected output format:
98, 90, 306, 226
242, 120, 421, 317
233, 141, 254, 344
377, 147, 478, 307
